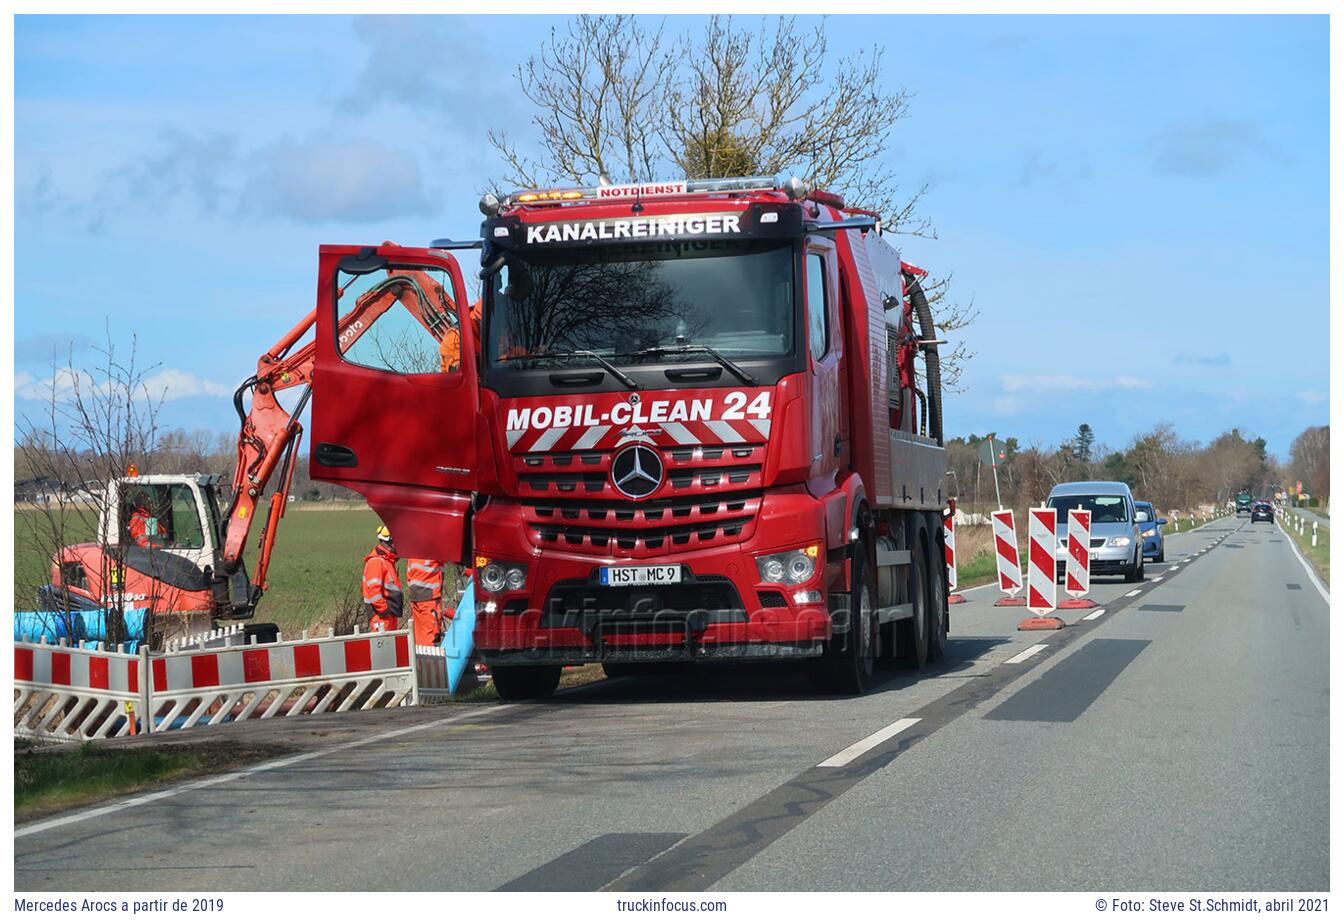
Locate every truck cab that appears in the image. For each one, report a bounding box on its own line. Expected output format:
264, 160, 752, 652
308, 177, 950, 698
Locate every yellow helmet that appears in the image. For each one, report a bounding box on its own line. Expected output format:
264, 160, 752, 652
375, 525, 393, 543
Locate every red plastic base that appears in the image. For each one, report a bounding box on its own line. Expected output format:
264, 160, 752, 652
1018, 616, 1066, 631
948, 593, 967, 605
1058, 597, 1098, 609
994, 596, 1028, 607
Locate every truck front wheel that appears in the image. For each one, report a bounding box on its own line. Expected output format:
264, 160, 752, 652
491, 665, 561, 700
814, 546, 876, 695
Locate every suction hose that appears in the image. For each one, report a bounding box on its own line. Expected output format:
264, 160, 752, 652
903, 271, 943, 445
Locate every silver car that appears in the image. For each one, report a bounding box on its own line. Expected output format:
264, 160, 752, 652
1045, 480, 1145, 583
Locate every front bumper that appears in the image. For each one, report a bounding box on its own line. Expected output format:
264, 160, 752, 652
471, 492, 835, 664
1141, 535, 1163, 558
1055, 542, 1134, 577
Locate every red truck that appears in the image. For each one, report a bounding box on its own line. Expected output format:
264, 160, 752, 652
307, 176, 951, 698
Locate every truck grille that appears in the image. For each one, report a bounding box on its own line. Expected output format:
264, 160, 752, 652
525, 491, 762, 557
514, 445, 764, 498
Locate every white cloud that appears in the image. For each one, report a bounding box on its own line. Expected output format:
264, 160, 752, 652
14, 367, 230, 403
1000, 374, 1154, 394
1297, 391, 1326, 405
141, 368, 233, 400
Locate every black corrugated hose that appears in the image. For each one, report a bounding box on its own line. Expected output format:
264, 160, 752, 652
903, 271, 942, 446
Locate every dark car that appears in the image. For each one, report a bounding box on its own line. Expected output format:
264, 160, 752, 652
1135, 500, 1168, 562
1251, 501, 1274, 523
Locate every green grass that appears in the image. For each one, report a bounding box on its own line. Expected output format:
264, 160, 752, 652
1282, 512, 1330, 584
15, 741, 202, 820
15, 505, 387, 632
956, 550, 997, 589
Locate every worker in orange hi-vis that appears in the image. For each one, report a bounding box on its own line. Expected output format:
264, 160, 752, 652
363, 526, 404, 632
438, 300, 482, 372
127, 492, 162, 548
405, 558, 446, 646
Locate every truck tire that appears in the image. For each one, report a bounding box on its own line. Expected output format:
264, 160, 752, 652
899, 536, 929, 669
927, 536, 948, 663
491, 665, 561, 700
814, 546, 877, 695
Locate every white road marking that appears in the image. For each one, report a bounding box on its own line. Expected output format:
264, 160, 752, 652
1152, 576, 1164, 582
1125, 589, 1142, 597
15, 705, 517, 839
818, 717, 921, 768
1276, 520, 1331, 604
1083, 607, 1108, 620
1004, 644, 1048, 665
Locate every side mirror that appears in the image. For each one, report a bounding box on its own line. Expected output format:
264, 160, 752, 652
1157, 517, 1168, 526
1135, 511, 1150, 523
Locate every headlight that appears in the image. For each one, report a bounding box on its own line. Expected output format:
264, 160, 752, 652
477, 559, 528, 595
756, 545, 820, 585
1107, 536, 1132, 547
1141, 528, 1156, 538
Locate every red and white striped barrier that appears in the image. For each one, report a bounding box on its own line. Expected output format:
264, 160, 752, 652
14, 638, 145, 741
1059, 508, 1097, 610
943, 514, 965, 605
147, 627, 416, 732
991, 509, 1027, 607
1020, 507, 1064, 630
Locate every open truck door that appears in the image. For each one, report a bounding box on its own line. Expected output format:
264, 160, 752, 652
310, 244, 484, 564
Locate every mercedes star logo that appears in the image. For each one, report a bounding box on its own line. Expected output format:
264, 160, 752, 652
611, 444, 663, 499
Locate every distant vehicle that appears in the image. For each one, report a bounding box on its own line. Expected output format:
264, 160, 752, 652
1134, 500, 1168, 562
1235, 491, 1253, 515
1046, 481, 1145, 583
1251, 501, 1275, 523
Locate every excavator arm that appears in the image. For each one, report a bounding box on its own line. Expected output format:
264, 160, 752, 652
217, 256, 467, 616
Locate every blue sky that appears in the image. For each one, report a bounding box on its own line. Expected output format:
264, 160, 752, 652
13, 14, 1329, 459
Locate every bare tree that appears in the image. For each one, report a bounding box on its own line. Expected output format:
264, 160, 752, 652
1289, 425, 1329, 502
489, 15, 977, 384
15, 328, 165, 647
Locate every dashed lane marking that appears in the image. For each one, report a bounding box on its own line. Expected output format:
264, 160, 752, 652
1125, 589, 1142, 597
817, 718, 921, 768
1083, 607, 1108, 620
1004, 644, 1049, 665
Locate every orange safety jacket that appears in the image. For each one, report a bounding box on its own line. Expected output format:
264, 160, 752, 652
128, 508, 158, 548
362, 545, 403, 619
405, 558, 444, 603
438, 300, 482, 372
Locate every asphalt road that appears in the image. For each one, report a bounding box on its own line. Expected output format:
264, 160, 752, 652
1289, 506, 1331, 529
15, 517, 1329, 892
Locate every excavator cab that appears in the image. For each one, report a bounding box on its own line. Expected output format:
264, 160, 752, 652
309, 244, 485, 564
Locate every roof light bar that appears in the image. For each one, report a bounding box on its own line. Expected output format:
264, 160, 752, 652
504, 176, 780, 207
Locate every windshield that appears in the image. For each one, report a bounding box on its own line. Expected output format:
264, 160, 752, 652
485, 240, 795, 368
1047, 494, 1130, 524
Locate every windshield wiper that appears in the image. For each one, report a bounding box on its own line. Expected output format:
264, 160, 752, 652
500, 350, 640, 390
628, 345, 757, 386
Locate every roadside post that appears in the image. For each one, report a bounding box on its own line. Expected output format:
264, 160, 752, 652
991, 509, 1026, 607
945, 501, 965, 605
1058, 508, 1097, 610
1019, 506, 1065, 630
1313, 521, 1318, 547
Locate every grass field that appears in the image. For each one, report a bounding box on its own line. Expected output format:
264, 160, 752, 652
1281, 511, 1330, 584
14, 505, 391, 633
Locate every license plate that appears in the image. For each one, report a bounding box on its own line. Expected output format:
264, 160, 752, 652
1090, 552, 1099, 561
599, 565, 681, 586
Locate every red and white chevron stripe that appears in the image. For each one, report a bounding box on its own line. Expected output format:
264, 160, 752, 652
506, 417, 771, 453
1026, 507, 1058, 613
992, 509, 1023, 596
151, 630, 410, 693
1065, 508, 1092, 598
15, 641, 140, 694
943, 514, 958, 592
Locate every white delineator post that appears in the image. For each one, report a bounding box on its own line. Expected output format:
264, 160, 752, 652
1059, 508, 1097, 610
1019, 506, 1064, 630
944, 512, 965, 605
1313, 521, 1318, 547
991, 509, 1026, 607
